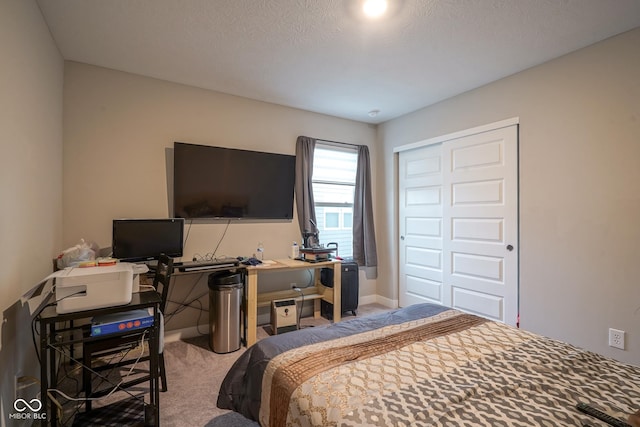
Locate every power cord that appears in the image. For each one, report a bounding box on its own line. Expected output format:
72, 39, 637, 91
193, 219, 231, 261
210, 219, 231, 258
47, 330, 149, 404
183, 219, 193, 249
31, 285, 83, 365
291, 285, 313, 329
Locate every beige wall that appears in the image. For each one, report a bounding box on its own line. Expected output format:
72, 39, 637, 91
0, 0, 63, 413
63, 62, 378, 331
378, 28, 640, 364
0, 0, 63, 319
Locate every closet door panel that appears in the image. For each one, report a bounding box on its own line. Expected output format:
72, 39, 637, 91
442, 125, 518, 325
398, 144, 444, 307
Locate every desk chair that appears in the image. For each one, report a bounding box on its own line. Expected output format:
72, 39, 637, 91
82, 254, 173, 409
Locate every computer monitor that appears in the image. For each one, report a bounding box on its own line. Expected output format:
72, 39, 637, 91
112, 218, 184, 262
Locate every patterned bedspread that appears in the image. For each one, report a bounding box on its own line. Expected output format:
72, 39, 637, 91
218, 304, 640, 427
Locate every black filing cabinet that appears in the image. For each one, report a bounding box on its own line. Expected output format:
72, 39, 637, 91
321, 261, 359, 318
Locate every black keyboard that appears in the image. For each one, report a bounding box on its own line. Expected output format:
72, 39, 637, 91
177, 258, 239, 272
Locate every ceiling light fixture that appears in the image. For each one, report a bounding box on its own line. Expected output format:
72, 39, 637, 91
363, 0, 388, 18
368, 109, 380, 117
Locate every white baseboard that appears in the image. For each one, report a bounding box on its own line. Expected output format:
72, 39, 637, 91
359, 294, 377, 306
164, 325, 207, 342
373, 295, 398, 309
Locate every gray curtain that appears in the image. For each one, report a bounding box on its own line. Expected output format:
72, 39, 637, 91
353, 145, 377, 267
294, 136, 317, 238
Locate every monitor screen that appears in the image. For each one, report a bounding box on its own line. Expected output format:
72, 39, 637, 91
173, 142, 296, 220
112, 218, 184, 262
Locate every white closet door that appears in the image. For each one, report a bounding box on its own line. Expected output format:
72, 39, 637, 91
442, 125, 518, 325
398, 123, 518, 325
398, 143, 444, 307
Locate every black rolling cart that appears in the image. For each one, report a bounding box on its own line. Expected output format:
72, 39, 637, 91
36, 291, 161, 426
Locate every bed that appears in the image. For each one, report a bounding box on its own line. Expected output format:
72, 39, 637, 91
217, 303, 640, 426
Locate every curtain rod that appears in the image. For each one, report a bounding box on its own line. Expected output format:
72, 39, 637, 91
316, 138, 361, 149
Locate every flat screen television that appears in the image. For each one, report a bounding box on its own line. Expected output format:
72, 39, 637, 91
173, 142, 296, 220
112, 218, 184, 262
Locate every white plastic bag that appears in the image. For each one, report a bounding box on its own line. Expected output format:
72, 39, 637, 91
56, 239, 99, 269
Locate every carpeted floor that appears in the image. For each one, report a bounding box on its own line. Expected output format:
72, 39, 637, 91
160, 334, 258, 427
160, 303, 392, 426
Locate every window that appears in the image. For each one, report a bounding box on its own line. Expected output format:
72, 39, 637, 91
323, 207, 352, 230
312, 144, 357, 259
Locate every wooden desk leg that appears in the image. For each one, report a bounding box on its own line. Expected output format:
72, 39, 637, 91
246, 270, 258, 347
312, 268, 321, 319
332, 263, 341, 323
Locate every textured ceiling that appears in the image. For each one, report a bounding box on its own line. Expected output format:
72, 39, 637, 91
36, 0, 640, 124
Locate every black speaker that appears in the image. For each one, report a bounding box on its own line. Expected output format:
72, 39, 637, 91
320, 261, 359, 319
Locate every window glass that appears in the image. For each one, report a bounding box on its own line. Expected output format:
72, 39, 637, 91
325, 212, 340, 228
312, 144, 357, 259
343, 212, 353, 228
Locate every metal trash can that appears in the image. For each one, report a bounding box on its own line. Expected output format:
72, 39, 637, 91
208, 272, 243, 353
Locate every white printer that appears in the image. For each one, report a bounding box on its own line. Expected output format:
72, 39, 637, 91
55, 263, 136, 314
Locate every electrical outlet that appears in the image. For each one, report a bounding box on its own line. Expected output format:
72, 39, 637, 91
608, 328, 625, 350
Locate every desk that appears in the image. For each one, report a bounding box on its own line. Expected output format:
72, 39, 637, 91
244, 259, 341, 347
144, 259, 341, 348
37, 291, 161, 426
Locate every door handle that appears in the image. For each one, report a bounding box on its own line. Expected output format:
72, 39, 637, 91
506, 244, 514, 251
400, 236, 405, 240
